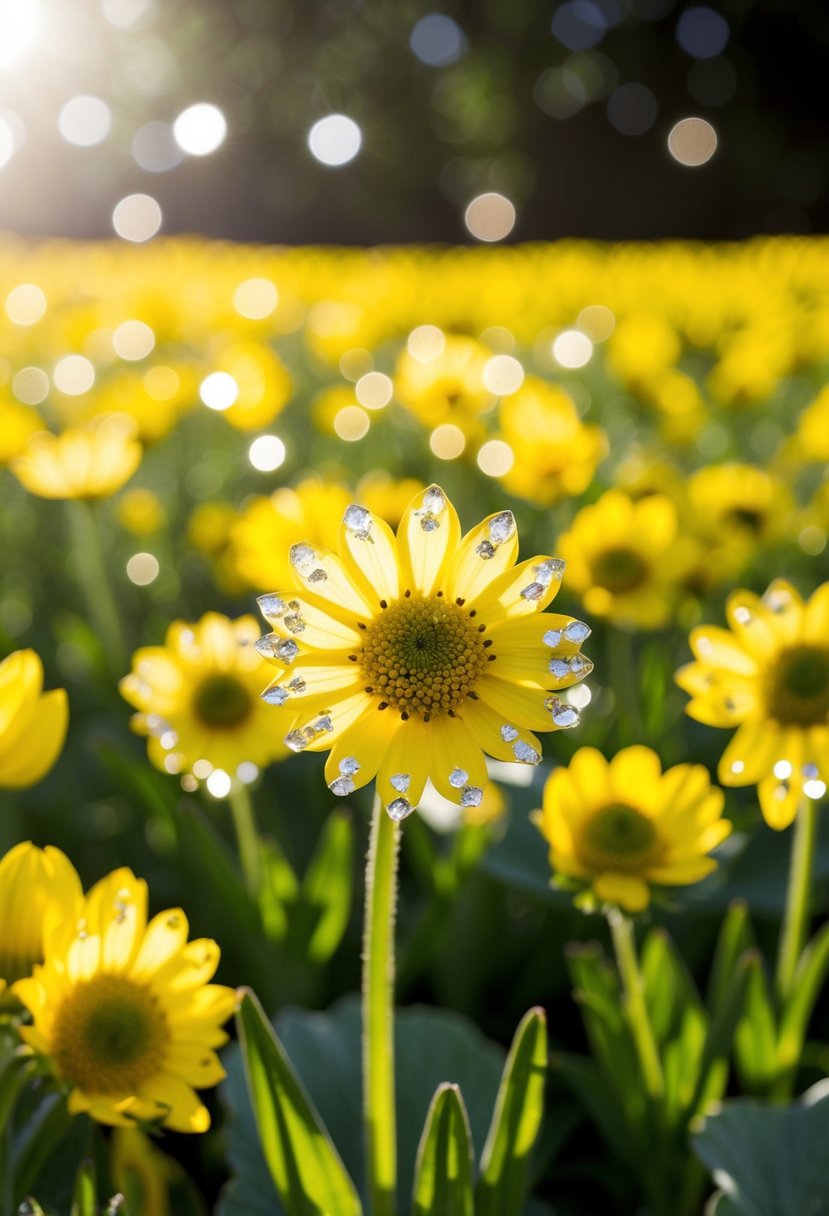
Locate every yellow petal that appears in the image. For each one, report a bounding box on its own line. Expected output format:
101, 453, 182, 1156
593, 872, 650, 912
288, 543, 374, 621
427, 715, 488, 804
376, 717, 433, 810
397, 485, 461, 597
323, 702, 404, 793
445, 510, 519, 604
688, 626, 757, 675
757, 775, 801, 830
471, 554, 565, 624
0, 687, 68, 788
718, 721, 777, 785
609, 746, 663, 809
338, 507, 401, 607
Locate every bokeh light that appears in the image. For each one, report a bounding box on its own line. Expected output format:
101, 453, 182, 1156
112, 194, 162, 242
126, 553, 160, 585
308, 115, 362, 166
234, 278, 278, 319
206, 768, 232, 798
668, 117, 718, 167
477, 439, 515, 476
5, 284, 46, 326
464, 193, 516, 242
407, 325, 445, 362
429, 424, 466, 459
0, 0, 41, 68
355, 372, 393, 409
553, 330, 594, 368
333, 405, 370, 440
410, 14, 465, 66
13, 367, 49, 405
53, 355, 95, 395
132, 122, 182, 172
113, 321, 155, 361
173, 103, 227, 156
248, 435, 286, 472
675, 7, 729, 59
200, 371, 239, 411
483, 355, 524, 395
58, 97, 112, 148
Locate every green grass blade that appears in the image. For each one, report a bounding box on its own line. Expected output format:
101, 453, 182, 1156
71, 1161, 96, 1216
412, 1084, 474, 1216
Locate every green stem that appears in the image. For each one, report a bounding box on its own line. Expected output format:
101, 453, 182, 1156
776, 796, 818, 1006
362, 794, 399, 1216
66, 499, 125, 672
228, 782, 262, 897
608, 908, 664, 1102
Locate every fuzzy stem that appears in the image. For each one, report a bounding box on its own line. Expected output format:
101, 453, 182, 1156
776, 795, 818, 1006
66, 499, 125, 672
362, 793, 399, 1216
228, 782, 262, 897
608, 907, 664, 1101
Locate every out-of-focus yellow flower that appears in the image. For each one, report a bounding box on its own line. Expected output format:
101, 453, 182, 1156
605, 313, 680, 386
640, 369, 708, 444
677, 578, 829, 829
356, 472, 426, 529
256, 484, 591, 819
0, 400, 44, 464
707, 326, 792, 408
207, 339, 292, 431
613, 452, 688, 508
535, 745, 730, 912
0, 842, 82, 998
230, 479, 351, 592
685, 463, 794, 586
188, 501, 237, 556
81, 365, 195, 443
112, 1126, 178, 1216
495, 377, 606, 506
14, 868, 235, 1131
120, 612, 286, 778
116, 488, 166, 536
394, 334, 493, 439
11, 414, 142, 500
794, 386, 829, 463
0, 650, 68, 789
557, 490, 695, 629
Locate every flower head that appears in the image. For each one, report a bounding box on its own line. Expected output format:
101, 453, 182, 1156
257, 484, 591, 820
535, 745, 730, 912
119, 612, 286, 779
14, 867, 235, 1131
0, 649, 68, 789
12, 413, 142, 500
0, 842, 82, 998
677, 578, 829, 828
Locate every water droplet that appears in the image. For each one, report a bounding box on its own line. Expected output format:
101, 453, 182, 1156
344, 504, 373, 540
257, 594, 287, 620
387, 797, 414, 821
520, 582, 545, 602
513, 739, 540, 764
308, 567, 328, 584
284, 611, 306, 634
730, 760, 745, 774
305, 715, 333, 739
420, 517, 440, 532
563, 620, 591, 642
773, 759, 792, 779
460, 785, 483, 807
569, 654, 593, 675
275, 639, 299, 663
803, 763, 819, 780
340, 756, 361, 776
476, 540, 496, 560
288, 676, 306, 693
449, 767, 469, 788
290, 542, 316, 575
255, 633, 294, 660
733, 606, 753, 625
489, 511, 515, 545
547, 696, 579, 728
422, 486, 446, 515
285, 730, 308, 752
543, 629, 562, 647
500, 724, 519, 742
329, 775, 355, 796
549, 658, 570, 678
533, 559, 565, 587
390, 772, 411, 793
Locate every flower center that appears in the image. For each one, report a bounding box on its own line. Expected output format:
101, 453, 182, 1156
192, 674, 253, 729
726, 507, 764, 533
591, 548, 648, 594
53, 974, 167, 1095
768, 646, 829, 726
359, 593, 489, 719
580, 803, 661, 872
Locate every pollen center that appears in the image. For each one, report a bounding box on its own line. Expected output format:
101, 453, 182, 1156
359, 593, 488, 718
53, 974, 167, 1094
769, 646, 829, 726
192, 673, 253, 729
580, 803, 661, 872
591, 547, 648, 594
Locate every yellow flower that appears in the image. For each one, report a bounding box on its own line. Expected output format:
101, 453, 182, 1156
557, 490, 694, 630
495, 377, 607, 506
356, 472, 426, 529
0, 842, 82, 998
686, 463, 794, 584
14, 867, 235, 1131
794, 385, 829, 463
0, 650, 68, 789
677, 578, 829, 829
256, 484, 592, 819
117, 488, 166, 536
0, 400, 44, 464
11, 414, 142, 500
120, 612, 287, 778
534, 745, 730, 912
206, 339, 293, 431
394, 334, 493, 439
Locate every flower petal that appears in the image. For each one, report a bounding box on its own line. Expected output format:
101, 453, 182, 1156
397, 485, 461, 597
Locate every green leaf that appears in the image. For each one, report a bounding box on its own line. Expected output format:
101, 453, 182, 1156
642, 928, 702, 1045
258, 838, 299, 945
235, 988, 362, 1216
734, 955, 778, 1092
707, 902, 753, 1016
688, 950, 755, 1121
300, 809, 354, 963
476, 1007, 547, 1216
71, 1161, 96, 1216
778, 920, 829, 1071
412, 1084, 474, 1216
693, 1079, 829, 1216
12, 1095, 73, 1206
551, 1051, 630, 1165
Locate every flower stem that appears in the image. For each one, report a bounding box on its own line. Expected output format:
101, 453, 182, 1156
775, 795, 818, 1006
362, 794, 399, 1216
228, 782, 262, 897
608, 907, 664, 1101
66, 499, 125, 672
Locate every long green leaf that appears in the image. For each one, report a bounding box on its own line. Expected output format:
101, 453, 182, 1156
71, 1161, 96, 1216
734, 956, 778, 1092
707, 902, 753, 1016
13, 1095, 73, 1205
235, 988, 362, 1216
688, 950, 755, 1120
778, 920, 829, 1069
412, 1084, 474, 1216
476, 1007, 547, 1216
301, 809, 354, 964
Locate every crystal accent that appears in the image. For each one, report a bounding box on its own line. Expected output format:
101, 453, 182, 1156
476, 540, 496, 560
563, 620, 591, 642
329, 775, 355, 796
549, 658, 570, 678
520, 582, 545, 602
306, 715, 333, 739
533, 558, 565, 587
339, 756, 361, 776
547, 696, 580, 728
387, 797, 414, 821
257, 594, 287, 620
500, 724, 519, 742
543, 629, 562, 648
261, 685, 289, 705
285, 730, 308, 753
513, 739, 540, 764
489, 511, 515, 545
344, 504, 373, 540
275, 639, 299, 663
449, 767, 469, 788
415, 486, 447, 532
390, 772, 410, 793
763, 586, 791, 613
287, 676, 306, 693
290, 543, 316, 575
569, 653, 593, 675
284, 611, 305, 634
308, 567, 328, 584
460, 785, 483, 807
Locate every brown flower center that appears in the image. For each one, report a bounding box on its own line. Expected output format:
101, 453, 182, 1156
192, 674, 253, 729
580, 803, 662, 872
591, 548, 648, 594
768, 646, 829, 726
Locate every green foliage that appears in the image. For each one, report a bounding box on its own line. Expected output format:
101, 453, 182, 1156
412, 1084, 474, 1216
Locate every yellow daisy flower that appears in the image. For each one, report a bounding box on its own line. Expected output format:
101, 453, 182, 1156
119, 612, 286, 779
394, 334, 494, 438
256, 484, 592, 820
557, 490, 694, 630
14, 867, 235, 1131
534, 745, 731, 912
0, 650, 68, 789
0, 400, 44, 464
0, 842, 82, 998
676, 578, 829, 829
11, 413, 142, 500
686, 463, 794, 584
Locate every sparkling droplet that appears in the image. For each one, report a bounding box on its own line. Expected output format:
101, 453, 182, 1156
308, 568, 327, 584
285, 730, 308, 753
329, 775, 355, 796
344, 504, 373, 540
549, 658, 570, 678
449, 767, 469, 788
773, 759, 792, 779
390, 772, 411, 793
287, 676, 306, 693
520, 582, 545, 602
254, 633, 287, 659
763, 586, 791, 613
533, 559, 565, 587
476, 540, 496, 560
500, 724, 519, 742
513, 739, 540, 764
339, 756, 361, 776
387, 797, 414, 821
420, 517, 440, 532
257, 594, 287, 620
460, 785, 483, 807
547, 697, 580, 728
733, 606, 753, 625
275, 639, 299, 663
730, 760, 745, 774
422, 486, 446, 515
569, 654, 593, 675
543, 629, 562, 647
488, 511, 515, 545
563, 620, 591, 642
290, 543, 316, 575
305, 715, 333, 739
284, 611, 305, 634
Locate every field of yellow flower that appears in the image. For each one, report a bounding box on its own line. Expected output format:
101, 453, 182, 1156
1, 235, 828, 1216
